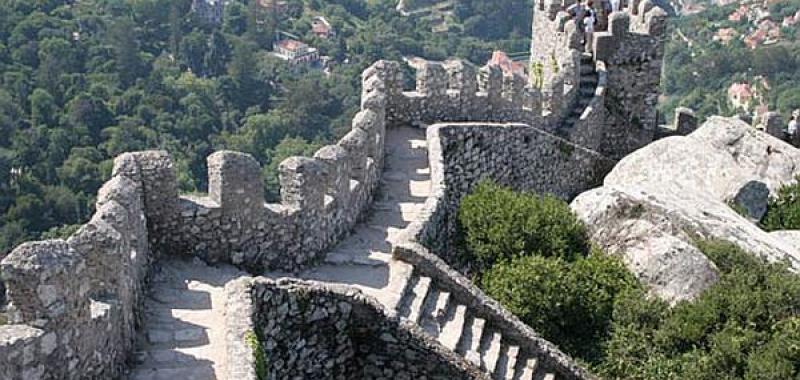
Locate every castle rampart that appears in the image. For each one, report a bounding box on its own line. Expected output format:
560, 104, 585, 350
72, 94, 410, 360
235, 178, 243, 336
0, 153, 152, 379
531, 0, 669, 158
0, 13, 669, 373
225, 277, 492, 380
407, 122, 615, 269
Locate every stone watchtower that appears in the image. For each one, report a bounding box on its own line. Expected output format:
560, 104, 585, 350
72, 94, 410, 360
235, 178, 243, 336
530, 0, 669, 159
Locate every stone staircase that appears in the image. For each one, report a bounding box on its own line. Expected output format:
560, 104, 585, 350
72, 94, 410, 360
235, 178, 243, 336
561, 53, 598, 130
393, 267, 558, 380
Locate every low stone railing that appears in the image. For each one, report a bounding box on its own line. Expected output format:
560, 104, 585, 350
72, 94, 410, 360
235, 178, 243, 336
387, 122, 613, 379
393, 241, 597, 380
417, 122, 615, 259
224, 277, 491, 380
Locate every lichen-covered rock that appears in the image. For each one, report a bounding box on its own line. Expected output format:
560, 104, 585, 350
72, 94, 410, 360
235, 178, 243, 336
571, 117, 800, 303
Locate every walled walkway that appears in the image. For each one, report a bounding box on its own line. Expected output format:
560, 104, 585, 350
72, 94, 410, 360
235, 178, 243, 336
296, 125, 431, 310
128, 258, 245, 380
129, 126, 556, 379
127, 126, 429, 380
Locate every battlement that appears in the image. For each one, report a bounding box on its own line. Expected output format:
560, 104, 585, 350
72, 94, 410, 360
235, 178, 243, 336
530, 0, 669, 158
593, 4, 669, 63
380, 59, 543, 128
0, 155, 151, 379
0, 32, 662, 375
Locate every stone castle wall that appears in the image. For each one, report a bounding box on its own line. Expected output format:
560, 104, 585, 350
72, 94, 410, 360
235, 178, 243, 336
593, 4, 669, 157
0, 38, 644, 376
414, 122, 616, 266
383, 122, 609, 380
530, 0, 669, 159
124, 63, 392, 274
0, 154, 152, 380
225, 277, 491, 380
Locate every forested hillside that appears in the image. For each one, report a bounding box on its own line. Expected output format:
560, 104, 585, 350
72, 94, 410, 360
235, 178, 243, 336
661, 0, 800, 122
0, 0, 532, 255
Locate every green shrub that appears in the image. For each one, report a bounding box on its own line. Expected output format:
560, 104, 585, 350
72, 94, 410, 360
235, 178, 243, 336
597, 241, 800, 380
481, 252, 638, 361
458, 181, 590, 270
761, 175, 800, 231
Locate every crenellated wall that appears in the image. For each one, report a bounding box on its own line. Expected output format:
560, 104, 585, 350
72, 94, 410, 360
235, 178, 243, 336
0, 154, 152, 380
0, 45, 648, 377
531, 0, 669, 159
592, 5, 669, 157
225, 277, 491, 380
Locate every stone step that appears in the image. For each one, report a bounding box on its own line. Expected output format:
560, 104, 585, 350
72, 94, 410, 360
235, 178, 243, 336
145, 325, 209, 348
133, 348, 215, 370
494, 344, 520, 380
459, 316, 486, 366
406, 276, 433, 323
421, 289, 451, 336
580, 72, 598, 81
438, 304, 467, 350
513, 356, 538, 380
481, 330, 503, 373
543, 373, 556, 380
384, 263, 416, 312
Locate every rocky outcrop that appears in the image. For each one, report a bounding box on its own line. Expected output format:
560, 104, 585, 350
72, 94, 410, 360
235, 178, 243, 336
571, 117, 800, 303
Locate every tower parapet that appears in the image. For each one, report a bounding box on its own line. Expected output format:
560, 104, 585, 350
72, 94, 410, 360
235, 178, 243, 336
530, 0, 669, 158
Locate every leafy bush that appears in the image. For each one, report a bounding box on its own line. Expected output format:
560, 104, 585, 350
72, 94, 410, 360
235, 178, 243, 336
458, 181, 590, 270
762, 176, 800, 231
481, 252, 638, 361
459, 184, 800, 377
596, 241, 800, 379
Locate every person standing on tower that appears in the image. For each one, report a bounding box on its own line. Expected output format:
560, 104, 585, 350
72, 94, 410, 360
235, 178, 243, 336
788, 110, 799, 146
584, 1, 597, 52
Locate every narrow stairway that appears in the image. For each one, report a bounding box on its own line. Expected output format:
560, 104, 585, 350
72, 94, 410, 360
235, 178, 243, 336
394, 267, 558, 380
128, 258, 245, 380
561, 53, 598, 130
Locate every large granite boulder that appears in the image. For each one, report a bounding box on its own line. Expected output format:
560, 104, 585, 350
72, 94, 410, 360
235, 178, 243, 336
571, 117, 800, 303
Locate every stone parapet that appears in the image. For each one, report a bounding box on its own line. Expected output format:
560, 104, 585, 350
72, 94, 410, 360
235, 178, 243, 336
412, 122, 615, 261
234, 277, 490, 380
393, 242, 597, 380
0, 157, 152, 379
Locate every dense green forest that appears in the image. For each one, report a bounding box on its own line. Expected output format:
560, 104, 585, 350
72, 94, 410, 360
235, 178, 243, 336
0, 0, 532, 255
660, 0, 800, 122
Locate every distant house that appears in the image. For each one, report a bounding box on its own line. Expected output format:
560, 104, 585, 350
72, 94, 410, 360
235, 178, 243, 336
783, 10, 800, 27
713, 28, 738, 44
487, 51, 527, 78
728, 83, 755, 111
728, 5, 748, 22
311, 16, 336, 39
258, 0, 288, 14
273, 39, 320, 65
192, 0, 225, 24
745, 28, 767, 49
